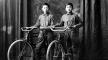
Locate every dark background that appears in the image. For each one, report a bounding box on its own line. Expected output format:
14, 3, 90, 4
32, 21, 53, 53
0, 0, 108, 60
27, 0, 81, 26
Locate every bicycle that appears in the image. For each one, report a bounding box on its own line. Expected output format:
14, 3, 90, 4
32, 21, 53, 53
7, 27, 38, 60
7, 26, 55, 60
46, 27, 80, 60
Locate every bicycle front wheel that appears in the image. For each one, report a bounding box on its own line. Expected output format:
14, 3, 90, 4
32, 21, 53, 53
7, 40, 34, 60
46, 40, 65, 60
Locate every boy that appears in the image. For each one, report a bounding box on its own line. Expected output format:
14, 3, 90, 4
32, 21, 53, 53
32, 3, 54, 59
55, 3, 82, 54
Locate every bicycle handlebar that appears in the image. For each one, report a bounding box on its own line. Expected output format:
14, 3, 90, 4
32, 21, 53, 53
50, 27, 68, 32
21, 27, 37, 31
39, 26, 70, 32
21, 26, 74, 32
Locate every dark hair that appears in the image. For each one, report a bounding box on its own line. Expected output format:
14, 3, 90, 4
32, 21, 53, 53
65, 3, 73, 9
42, 3, 50, 8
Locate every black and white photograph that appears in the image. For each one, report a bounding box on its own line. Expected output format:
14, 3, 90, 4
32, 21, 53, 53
0, 0, 108, 60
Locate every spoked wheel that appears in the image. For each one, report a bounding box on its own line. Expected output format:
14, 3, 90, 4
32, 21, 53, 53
46, 40, 65, 60
7, 40, 34, 60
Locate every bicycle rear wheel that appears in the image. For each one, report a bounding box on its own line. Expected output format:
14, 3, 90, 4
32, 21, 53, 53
46, 40, 65, 60
7, 40, 34, 60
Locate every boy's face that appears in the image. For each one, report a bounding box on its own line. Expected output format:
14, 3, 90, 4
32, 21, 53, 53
42, 5, 49, 13
65, 5, 73, 13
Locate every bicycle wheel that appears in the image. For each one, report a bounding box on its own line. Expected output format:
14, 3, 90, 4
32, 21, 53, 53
46, 40, 65, 60
7, 40, 34, 60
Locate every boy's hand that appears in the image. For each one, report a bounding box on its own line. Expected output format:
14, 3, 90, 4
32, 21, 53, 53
69, 25, 77, 29
72, 25, 77, 28
50, 25, 55, 28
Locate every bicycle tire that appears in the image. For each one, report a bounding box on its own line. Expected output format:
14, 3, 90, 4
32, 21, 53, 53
46, 40, 65, 60
7, 40, 34, 60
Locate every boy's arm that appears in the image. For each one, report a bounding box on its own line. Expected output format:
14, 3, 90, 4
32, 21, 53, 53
74, 15, 83, 28
33, 16, 40, 28
55, 16, 64, 27
50, 15, 54, 26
